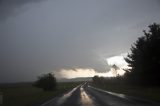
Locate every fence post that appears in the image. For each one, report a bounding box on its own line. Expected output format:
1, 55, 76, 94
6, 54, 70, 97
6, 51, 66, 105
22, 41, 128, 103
0, 92, 2, 105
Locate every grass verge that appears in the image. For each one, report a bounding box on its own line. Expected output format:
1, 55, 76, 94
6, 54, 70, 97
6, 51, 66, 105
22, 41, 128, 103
0, 82, 82, 106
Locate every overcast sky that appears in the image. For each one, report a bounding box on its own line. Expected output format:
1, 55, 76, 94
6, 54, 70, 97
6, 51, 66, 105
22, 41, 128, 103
1, 0, 160, 82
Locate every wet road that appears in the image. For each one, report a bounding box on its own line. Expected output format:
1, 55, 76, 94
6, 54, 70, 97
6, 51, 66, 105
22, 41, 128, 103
41, 83, 160, 106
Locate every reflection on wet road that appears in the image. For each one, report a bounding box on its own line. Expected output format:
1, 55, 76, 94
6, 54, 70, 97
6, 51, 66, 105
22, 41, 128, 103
41, 83, 160, 106
80, 85, 96, 106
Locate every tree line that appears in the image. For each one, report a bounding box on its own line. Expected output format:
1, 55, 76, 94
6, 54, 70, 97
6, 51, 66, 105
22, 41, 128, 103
93, 23, 160, 86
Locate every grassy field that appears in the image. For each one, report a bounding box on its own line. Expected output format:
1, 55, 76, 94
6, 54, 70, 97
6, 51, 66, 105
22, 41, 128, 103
91, 83, 160, 102
0, 82, 82, 106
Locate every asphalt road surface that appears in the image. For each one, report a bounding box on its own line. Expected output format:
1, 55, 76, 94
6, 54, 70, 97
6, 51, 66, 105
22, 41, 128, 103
41, 83, 160, 106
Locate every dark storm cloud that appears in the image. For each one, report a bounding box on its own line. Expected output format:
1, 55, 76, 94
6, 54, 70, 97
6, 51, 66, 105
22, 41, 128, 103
0, 0, 45, 21
1, 0, 160, 82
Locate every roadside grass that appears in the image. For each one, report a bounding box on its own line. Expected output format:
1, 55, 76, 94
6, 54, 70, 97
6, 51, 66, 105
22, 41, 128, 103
0, 82, 82, 106
91, 83, 160, 102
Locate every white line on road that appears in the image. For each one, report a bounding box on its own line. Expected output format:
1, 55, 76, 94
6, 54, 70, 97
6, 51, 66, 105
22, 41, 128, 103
56, 85, 81, 105
40, 85, 81, 106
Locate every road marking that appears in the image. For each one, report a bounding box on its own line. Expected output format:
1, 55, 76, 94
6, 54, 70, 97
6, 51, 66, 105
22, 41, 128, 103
88, 85, 127, 99
56, 85, 81, 105
88, 85, 160, 105
40, 85, 81, 106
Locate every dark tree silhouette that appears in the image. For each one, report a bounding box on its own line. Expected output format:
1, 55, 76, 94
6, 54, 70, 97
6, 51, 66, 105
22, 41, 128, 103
92, 75, 100, 85
112, 64, 119, 70
111, 64, 119, 76
125, 23, 160, 86
34, 73, 57, 91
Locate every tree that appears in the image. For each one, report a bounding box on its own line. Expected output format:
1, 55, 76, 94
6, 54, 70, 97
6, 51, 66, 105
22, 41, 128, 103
125, 23, 160, 86
92, 75, 99, 85
92, 76, 106, 87
34, 73, 57, 91
111, 64, 119, 76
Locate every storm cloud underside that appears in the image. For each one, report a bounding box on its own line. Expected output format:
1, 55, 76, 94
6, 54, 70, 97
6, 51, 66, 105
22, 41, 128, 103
1, 0, 160, 82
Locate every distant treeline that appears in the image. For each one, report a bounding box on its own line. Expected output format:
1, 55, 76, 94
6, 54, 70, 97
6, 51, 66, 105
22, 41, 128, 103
93, 23, 160, 87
